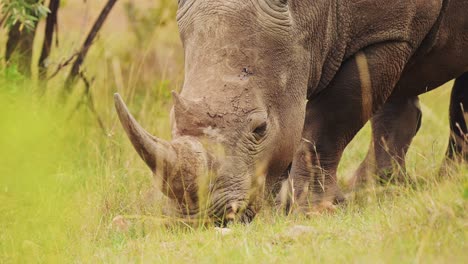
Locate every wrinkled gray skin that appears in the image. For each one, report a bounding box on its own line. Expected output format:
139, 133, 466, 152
115, 0, 468, 222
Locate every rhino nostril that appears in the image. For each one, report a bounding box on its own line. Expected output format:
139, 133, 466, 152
218, 202, 239, 221
225, 211, 236, 221
230, 202, 239, 214
224, 202, 239, 221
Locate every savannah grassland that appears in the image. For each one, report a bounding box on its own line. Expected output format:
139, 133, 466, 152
0, 1, 467, 263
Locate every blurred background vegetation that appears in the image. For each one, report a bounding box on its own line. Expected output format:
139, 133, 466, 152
0, 1, 183, 261
0, 0, 466, 262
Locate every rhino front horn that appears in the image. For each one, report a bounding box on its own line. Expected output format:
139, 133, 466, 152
114, 93, 177, 175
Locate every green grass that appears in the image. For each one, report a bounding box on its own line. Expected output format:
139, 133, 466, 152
0, 1, 467, 262
0, 75, 466, 264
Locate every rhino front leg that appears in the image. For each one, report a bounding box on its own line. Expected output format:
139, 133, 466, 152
289, 42, 412, 213
350, 96, 422, 188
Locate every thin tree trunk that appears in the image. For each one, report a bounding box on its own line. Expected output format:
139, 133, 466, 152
39, 0, 60, 81
5, 23, 38, 77
4, 0, 40, 78
64, 0, 118, 93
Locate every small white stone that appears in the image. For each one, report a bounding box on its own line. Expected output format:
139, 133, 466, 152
284, 225, 317, 239
214, 227, 233, 236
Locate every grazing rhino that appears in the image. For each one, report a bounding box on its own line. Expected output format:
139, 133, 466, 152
115, 0, 468, 223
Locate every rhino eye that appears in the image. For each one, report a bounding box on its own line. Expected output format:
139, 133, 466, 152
253, 122, 268, 138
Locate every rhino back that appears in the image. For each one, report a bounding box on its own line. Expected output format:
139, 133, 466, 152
392, 0, 468, 97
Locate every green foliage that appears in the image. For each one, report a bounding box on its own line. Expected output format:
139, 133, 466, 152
0, 82, 84, 262
1, 0, 49, 31
0, 63, 26, 87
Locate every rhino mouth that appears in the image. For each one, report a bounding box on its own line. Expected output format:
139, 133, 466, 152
211, 201, 255, 226
168, 199, 252, 227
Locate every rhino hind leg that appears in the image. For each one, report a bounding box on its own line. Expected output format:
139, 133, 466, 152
445, 73, 468, 163
350, 96, 422, 188
289, 42, 413, 213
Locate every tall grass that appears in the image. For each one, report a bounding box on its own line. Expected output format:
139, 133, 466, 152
0, 1, 467, 263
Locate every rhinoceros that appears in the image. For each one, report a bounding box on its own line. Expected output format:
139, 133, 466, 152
115, 0, 468, 223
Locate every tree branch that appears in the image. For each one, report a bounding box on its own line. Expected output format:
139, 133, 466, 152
67, 71, 106, 134
64, 0, 118, 93
47, 52, 78, 80
79, 72, 106, 133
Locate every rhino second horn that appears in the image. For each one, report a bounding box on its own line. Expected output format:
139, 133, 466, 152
114, 93, 177, 175
171, 91, 207, 130
171, 90, 190, 114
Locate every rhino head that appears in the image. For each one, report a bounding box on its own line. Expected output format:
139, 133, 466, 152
115, 0, 311, 223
